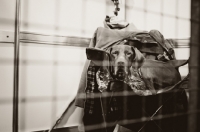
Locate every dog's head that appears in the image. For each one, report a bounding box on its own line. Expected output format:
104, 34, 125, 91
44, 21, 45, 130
109, 44, 145, 80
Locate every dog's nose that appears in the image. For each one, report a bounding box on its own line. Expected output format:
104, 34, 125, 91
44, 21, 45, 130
117, 61, 125, 66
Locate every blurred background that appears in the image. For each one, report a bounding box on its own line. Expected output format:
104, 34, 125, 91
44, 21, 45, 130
0, 0, 191, 132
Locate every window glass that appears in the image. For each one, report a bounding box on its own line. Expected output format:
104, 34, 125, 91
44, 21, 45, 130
177, 0, 191, 19
126, 9, 145, 30
133, 0, 145, 9
163, 16, 176, 38
177, 19, 191, 38
146, 13, 161, 31
146, 0, 161, 13
163, 0, 176, 16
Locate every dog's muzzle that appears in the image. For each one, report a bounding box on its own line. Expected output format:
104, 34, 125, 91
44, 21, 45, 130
114, 61, 128, 80
115, 68, 126, 80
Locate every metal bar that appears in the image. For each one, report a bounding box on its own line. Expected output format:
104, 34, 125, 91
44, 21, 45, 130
188, 0, 200, 132
0, 30, 190, 48
13, 0, 21, 132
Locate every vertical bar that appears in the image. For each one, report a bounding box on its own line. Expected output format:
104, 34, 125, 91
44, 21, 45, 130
13, 0, 21, 132
188, 0, 200, 132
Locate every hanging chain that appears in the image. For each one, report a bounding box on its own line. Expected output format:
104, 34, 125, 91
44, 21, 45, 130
112, 0, 120, 16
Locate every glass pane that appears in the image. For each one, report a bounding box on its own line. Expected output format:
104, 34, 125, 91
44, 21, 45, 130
57, 0, 84, 35
146, 0, 161, 13
21, 0, 57, 34
177, 19, 191, 38
146, 13, 161, 31
133, 0, 145, 9
0, 104, 12, 132
0, 46, 14, 99
126, 9, 145, 30
83, 0, 106, 35
23, 102, 52, 131
163, 16, 176, 38
163, 0, 176, 16
177, 0, 191, 19
0, 0, 15, 31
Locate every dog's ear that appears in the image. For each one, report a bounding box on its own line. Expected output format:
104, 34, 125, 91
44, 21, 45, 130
132, 47, 145, 69
106, 47, 112, 55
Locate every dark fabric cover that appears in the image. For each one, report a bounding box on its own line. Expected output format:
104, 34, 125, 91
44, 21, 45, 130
83, 81, 188, 132
75, 27, 165, 108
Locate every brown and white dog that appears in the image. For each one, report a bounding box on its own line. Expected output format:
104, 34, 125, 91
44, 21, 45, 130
86, 44, 188, 94
109, 44, 188, 94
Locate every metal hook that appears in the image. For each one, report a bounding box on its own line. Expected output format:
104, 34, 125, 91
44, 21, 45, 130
112, 0, 120, 16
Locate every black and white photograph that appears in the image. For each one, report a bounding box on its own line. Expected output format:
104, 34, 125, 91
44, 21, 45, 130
0, 0, 199, 132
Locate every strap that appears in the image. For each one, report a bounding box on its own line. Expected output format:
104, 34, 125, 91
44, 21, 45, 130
149, 30, 174, 60
157, 74, 189, 94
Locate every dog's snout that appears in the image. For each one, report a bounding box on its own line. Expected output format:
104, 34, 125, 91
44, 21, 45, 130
117, 61, 125, 66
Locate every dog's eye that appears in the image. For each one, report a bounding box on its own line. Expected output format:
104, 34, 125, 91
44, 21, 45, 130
112, 51, 118, 55
126, 52, 132, 56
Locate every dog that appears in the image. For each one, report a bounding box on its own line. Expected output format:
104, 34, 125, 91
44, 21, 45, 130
109, 44, 188, 94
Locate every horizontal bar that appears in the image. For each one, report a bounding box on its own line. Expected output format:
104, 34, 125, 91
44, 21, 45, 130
0, 58, 85, 65
0, 30, 189, 48
0, 96, 72, 104
20, 31, 91, 47
0, 30, 91, 47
